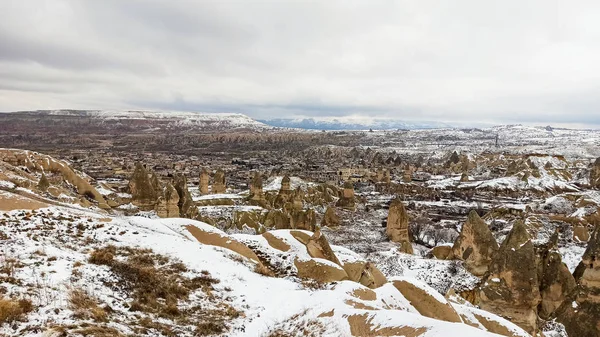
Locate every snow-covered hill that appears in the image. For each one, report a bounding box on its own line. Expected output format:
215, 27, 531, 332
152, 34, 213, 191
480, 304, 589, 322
259, 117, 453, 130
3, 109, 271, 131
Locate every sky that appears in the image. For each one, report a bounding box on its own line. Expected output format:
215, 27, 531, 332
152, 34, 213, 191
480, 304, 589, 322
1, 0, 600, 127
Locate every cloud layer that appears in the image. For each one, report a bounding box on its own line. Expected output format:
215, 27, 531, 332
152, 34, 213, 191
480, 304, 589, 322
1, 0, 600, 126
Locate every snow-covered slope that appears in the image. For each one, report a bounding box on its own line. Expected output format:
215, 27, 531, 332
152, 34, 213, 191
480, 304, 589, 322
260, 117, 453, 130
0, 202, 530, 337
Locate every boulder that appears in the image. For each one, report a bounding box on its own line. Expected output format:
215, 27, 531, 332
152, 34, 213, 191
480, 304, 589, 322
478, 221, 540, 334
452, 210, 499, 276
321, 206, 340, 227
294, 258, 348, 283
306, 229, 341, 265
430, 245, 454, 260
386, 198, 413, 254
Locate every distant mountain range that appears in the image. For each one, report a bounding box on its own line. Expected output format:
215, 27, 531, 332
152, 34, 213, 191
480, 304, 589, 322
258, 117, 454, 130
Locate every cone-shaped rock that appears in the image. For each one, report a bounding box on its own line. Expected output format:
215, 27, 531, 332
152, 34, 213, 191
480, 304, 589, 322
536, 230, 576, 320
173, 174, 197, 219
556, 224, 600, 336
478, 220, 540, 334
212, 168, 226, 194
129, 163, 158, 210
37, 173, 50, 191
386, 198, 413, 254
155, 183, 179, 218
199, 168, 209, 195
452, 210, 498, 276
591, 158, 600, 189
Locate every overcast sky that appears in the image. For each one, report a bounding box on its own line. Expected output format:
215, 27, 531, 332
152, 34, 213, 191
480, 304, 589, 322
1, 1, 600, 127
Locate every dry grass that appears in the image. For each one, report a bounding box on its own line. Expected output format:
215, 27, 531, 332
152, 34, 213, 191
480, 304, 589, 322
0, 297, 33, 325
88, 245, 241, 335
68, 288, 108, 322
254, 263, 275, 277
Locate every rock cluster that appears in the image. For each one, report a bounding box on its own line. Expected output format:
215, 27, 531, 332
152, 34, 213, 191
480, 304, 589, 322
386, 198, 413, 254
335, 181, 356, 211
590, 157, 600, 189
478, 221, 540, 334
0, 149, 109, 209
556, 224, 600, 336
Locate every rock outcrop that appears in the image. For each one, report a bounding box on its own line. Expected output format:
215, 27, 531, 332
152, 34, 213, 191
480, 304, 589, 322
321, 206, 340, 227
478, 221, 540, 334
249, 171, 264, 201
452, 210, 498, 276
199, 168, 209, 195
212, 168, 226, 194
536, 230, 576, 320
386, 198, 413, 254
129, 163, 159, 210
335, 181, 356, 211
155, 183, 179, 218
173, 174, 198, 219
591, 157, 600, 188
0, 149, 109, 209
556, 224, 600, 337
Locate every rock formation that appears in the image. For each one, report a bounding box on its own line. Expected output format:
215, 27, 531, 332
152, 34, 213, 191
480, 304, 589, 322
249, 171, 264, 201
212, 168, 226, 194
0, 149, 109, 209
173, 174, 197, 219
556, 224, 600, 336
478, 221, 540, 334
536, 230, 576, 320
274, 175, 293, 208
590, 157, 600, 189
155, 183, 179, 218
281, 174, 292, 193
199, 168, 209, 195
129, 163, 158, 210
386, 198, 413, 254
335, 181, 356, 211
452, 210, 499, 276
37, 173, 50, 192
321, 206, 340, 227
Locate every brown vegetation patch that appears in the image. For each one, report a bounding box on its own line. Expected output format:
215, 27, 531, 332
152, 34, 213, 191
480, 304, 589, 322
87, 245, 241, 334
68, 288, 108, 322
0, 297, 33, 325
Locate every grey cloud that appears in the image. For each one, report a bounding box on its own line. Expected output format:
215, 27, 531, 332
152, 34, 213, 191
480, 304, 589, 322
1, 0, 600, 127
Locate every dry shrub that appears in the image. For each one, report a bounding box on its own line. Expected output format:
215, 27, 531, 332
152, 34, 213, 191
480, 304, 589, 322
68, 288, 108, 322
254, 263, 275, 277
0, 297, 33, 324
88, 246, 116, 265
195, 321, 226, 336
